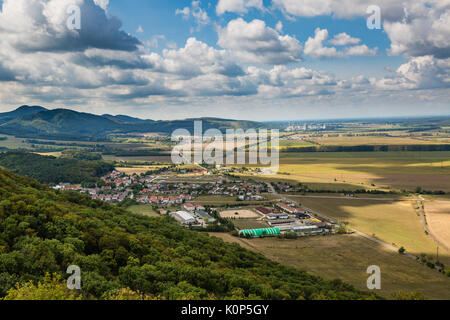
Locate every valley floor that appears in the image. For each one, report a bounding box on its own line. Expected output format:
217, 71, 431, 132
210, 233, 450, 300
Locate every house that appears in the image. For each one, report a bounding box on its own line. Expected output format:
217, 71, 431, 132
184, 203, 195, 211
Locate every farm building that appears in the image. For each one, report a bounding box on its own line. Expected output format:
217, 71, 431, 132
195, 210, 216, 223
276, 202, 297, 214
268, 219, 296, 226
171, 211, 196, 225
292, 225, 321, 234
239, 228, 281, 238
255, 207, 272, 215
267, 213, 289, 220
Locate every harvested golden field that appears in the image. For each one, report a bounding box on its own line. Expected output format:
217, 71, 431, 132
116, 165, 167, 175
210, 233, 450, 300
256, 151, 450, 192
425, 201, 450, 252
310, 135, 445, 146
288, 196, 450, 266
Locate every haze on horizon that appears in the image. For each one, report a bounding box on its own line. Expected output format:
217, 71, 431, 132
0, 0, 449, 121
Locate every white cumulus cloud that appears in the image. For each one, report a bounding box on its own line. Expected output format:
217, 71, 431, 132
217, 18, 302, 65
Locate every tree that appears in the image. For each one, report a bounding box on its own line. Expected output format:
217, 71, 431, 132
398, 247, 406, 254
390, 291, 426, 300
335, 222, 348, 234
2, 273, 81, 300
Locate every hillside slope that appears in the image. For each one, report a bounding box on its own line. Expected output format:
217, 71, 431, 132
0, 105, 47, 124
0, 168, 379, 300
0, 106, 262, 140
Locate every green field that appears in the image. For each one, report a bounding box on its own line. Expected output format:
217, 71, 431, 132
211, 233, 450, 300
232, 219, 270, 230
0, 135, 31, 149
127, 204, 160, 217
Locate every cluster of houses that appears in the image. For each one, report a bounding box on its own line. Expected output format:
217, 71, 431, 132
52, 170, 269, 205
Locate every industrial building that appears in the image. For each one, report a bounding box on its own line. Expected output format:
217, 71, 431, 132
268, 219, 296, 226
292, 225, 322, 234
276, 202, 297, 214
171, 211, 196, 225
267, 213, 289, 220
195, 210, 216, 223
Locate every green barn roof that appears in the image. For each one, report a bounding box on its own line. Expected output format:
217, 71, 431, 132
239, 228, 281, 237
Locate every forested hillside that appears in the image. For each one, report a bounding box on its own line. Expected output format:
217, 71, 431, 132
0, 169, 380, 300
0, 152, 113, 184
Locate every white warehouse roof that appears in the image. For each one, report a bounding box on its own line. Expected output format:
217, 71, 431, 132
174, 211, 195, 221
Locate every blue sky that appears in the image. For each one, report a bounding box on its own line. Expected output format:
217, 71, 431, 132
107, 0, 401, 78
0, 0, 448, 120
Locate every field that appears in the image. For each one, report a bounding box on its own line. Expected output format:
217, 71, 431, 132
210, 233, 450, 300
424, 201, 450, 251
232, 219, 269, 230
116, 165, 168, 175
191, 194, 279, 206
288, 195, 450, 266
219, 209, 261, 219
253, 151, 450, 192
103, 155, 172, 162
308, 135, 447, 146
127, 204, 160, 217
0, 135, 31, 149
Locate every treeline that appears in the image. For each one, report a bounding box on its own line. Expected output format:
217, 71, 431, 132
0, 168, 380, 300
283, 144, 450, 153
0, 151, 113, 184
61, 150, 103, 161
103, 149, 170, 157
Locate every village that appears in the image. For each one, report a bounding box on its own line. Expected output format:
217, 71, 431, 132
53, 168, 336, 238
53, 169, 269, 204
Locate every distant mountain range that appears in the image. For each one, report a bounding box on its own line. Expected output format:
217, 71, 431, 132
0, 105, 262, 140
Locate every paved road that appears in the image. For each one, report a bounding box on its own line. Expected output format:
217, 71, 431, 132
287, 195, 415, 202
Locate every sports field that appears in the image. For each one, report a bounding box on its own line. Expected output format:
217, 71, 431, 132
219, 209, 261, 219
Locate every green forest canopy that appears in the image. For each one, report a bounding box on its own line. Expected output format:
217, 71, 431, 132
0, 151, 113, 184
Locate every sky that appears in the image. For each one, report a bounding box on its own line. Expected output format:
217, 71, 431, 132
0, 0, 449, 121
